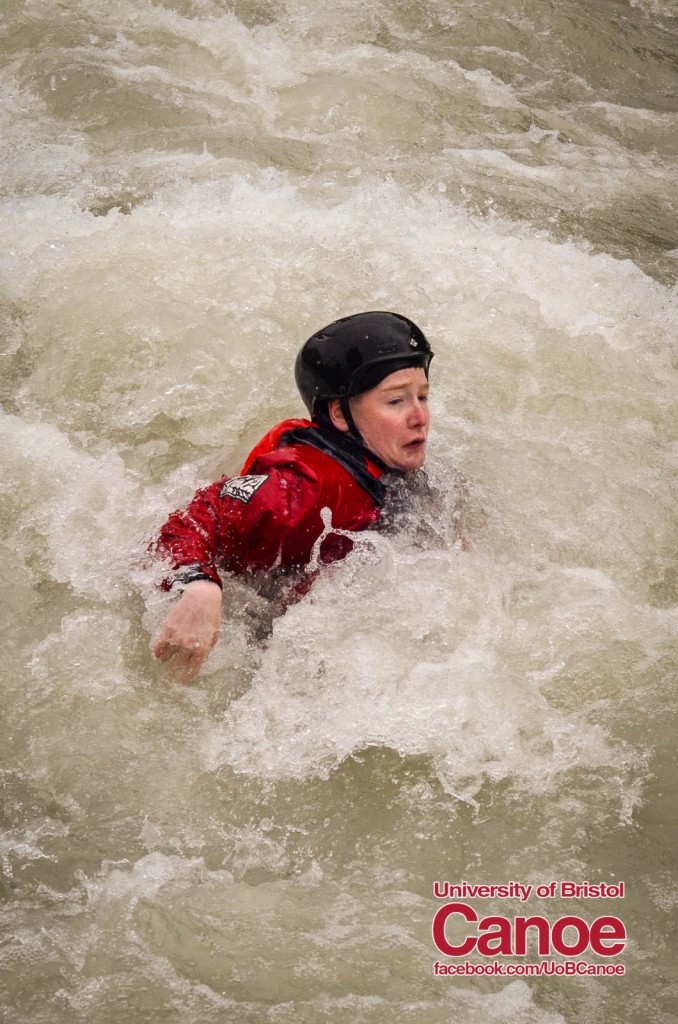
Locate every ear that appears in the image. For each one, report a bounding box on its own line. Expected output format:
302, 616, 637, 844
328, 399, 350, 433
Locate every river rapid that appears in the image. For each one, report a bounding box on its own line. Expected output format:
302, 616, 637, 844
1, 1, 676, 1022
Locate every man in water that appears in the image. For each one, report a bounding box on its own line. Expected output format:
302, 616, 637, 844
152, 311, 433, 682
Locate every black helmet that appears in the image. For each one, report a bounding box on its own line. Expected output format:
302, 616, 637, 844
295, 311, 433, 416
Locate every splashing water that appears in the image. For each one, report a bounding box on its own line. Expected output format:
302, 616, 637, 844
1, 0, 676, 1021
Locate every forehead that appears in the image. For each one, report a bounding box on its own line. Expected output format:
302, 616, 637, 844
375, 367, 429, 391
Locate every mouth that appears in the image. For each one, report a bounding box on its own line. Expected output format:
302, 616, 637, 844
404, 437, 426, 450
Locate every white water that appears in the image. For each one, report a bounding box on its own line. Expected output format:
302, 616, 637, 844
1, 1, 677, 1022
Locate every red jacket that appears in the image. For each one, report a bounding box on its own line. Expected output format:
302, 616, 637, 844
154, 419, 386, 590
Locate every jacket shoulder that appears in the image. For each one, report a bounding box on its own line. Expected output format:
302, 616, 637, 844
246, 441, 353, 490
240, 418, 314, 474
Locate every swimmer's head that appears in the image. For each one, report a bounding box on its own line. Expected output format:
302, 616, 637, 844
295, 312, 434, 471
295, 311, 433, 416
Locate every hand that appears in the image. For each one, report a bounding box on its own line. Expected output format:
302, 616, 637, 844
153, 580, 223, 684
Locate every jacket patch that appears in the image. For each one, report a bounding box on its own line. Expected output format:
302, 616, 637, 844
220, 474, 269, 504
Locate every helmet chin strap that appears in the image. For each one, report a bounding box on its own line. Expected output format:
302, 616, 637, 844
340, 396, 363, 442
320, 398, 393, 473
338, 396, 394, 474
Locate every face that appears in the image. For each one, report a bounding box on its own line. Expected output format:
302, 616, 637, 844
330, 367, 430, 472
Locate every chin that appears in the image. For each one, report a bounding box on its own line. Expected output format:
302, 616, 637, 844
398, 447, 427, 472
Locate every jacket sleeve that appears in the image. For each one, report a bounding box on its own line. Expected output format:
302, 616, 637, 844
153, 478, 228, 590
152, 455, 354, 590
